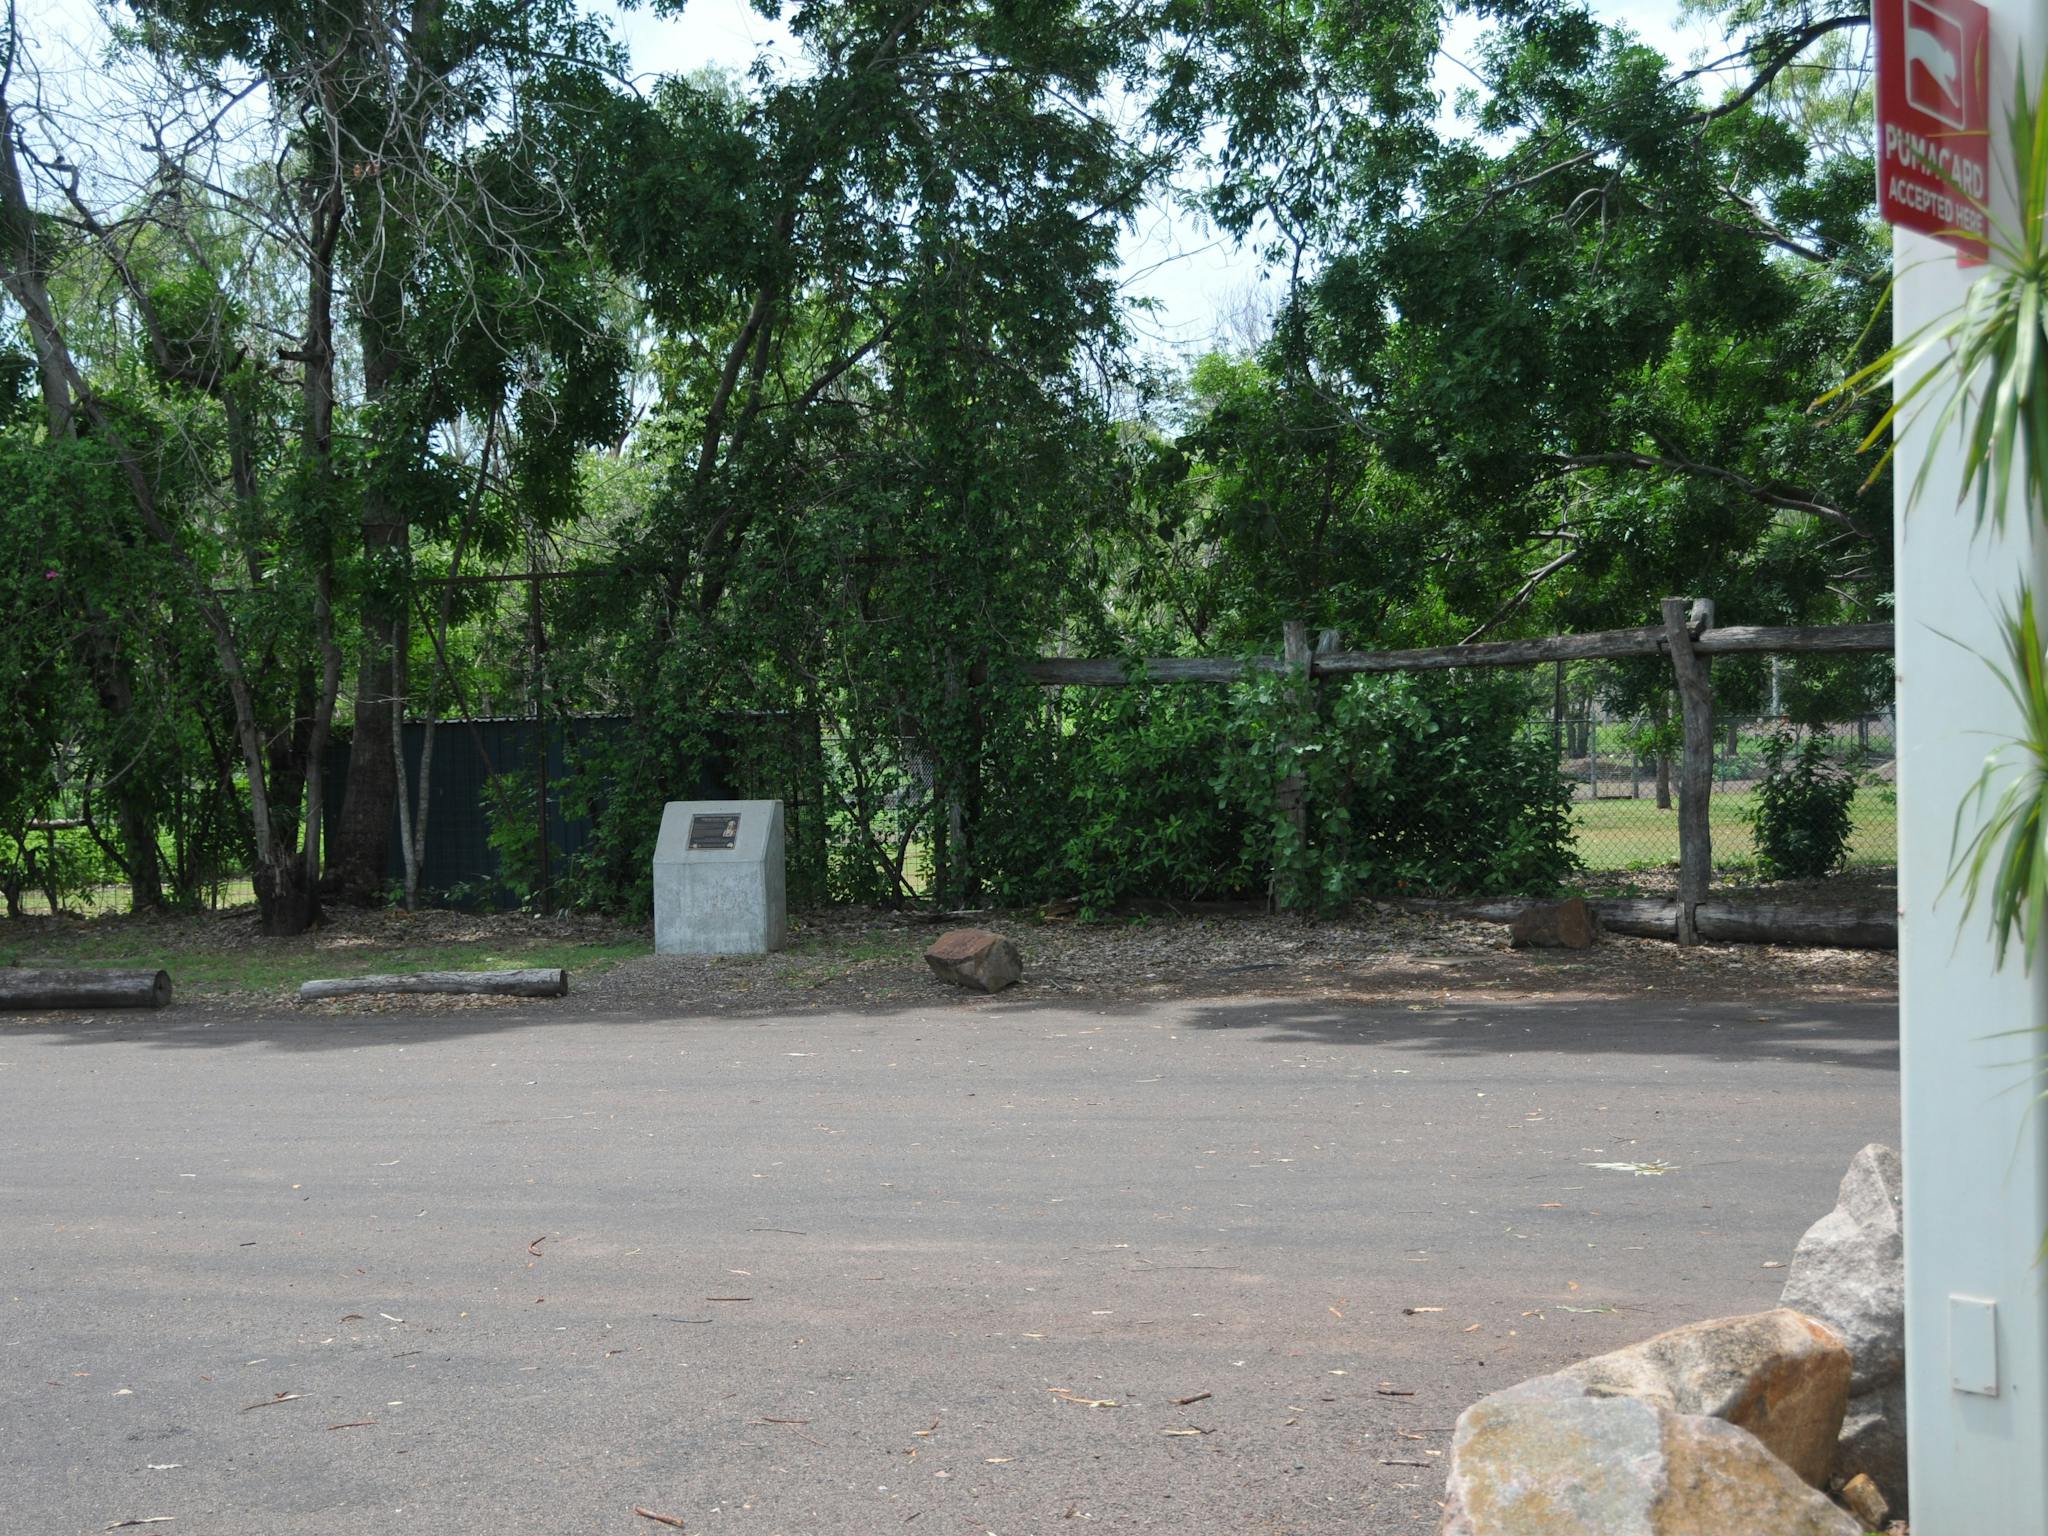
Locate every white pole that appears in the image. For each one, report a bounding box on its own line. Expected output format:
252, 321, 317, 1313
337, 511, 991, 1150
1896, 2, 2048, 1528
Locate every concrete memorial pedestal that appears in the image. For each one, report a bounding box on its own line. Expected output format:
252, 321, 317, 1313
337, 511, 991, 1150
652, 800, 787, 956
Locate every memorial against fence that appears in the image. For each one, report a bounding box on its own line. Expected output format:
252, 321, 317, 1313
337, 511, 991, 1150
652, 800, 788, 956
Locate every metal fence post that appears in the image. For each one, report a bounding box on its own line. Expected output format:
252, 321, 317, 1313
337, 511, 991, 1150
1661, 596, 1714, 944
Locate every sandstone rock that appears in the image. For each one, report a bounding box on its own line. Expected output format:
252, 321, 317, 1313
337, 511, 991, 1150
1440, 1393, 1863, 1536
1840, 1472, 1889, 1529
1835, 1379, 1907, 1512
1543, 1308, 1851, 1487
1780, 1144, 1904, 1393
1510, 897, 1598, 949
923, 928, 1023, 993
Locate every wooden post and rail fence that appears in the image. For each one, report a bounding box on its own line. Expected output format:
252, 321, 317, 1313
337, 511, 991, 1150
1023, 598, 1896, 948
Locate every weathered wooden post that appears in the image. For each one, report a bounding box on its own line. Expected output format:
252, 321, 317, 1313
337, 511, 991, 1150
1660, 596, 1714, 945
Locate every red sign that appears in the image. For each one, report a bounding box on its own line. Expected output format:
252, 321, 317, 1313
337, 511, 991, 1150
1875, 0, 1991, 259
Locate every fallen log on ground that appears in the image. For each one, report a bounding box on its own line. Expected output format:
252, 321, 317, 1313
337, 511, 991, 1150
296, 968, 569, 1002
0, 968, 172, 1009
1399, 897, 1895, 950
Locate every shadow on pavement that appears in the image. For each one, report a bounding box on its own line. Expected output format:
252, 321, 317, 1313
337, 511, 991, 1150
1178, 995, 1898, 1072
1, 987, 1897, 1072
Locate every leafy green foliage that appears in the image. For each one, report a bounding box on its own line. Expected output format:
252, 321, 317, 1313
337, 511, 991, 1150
1046, 688, 1260, 916
0, 826, 122, 918
1745, 729, 1858, 881
1217, 671, 1579, 911
0, 0, 1901, 927
477, 771, 549, 911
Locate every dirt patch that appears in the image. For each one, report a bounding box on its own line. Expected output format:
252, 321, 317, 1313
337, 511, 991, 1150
572, 904, 1894, 1016
3, 898, 1896, 1019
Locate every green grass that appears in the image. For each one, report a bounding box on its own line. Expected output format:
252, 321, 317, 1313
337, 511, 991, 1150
1570, 786, 1898, 874
777, 931, 923, 989
0, 916, 646, 997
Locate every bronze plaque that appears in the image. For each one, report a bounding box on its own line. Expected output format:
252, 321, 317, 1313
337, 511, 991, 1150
688, 813, 741, 850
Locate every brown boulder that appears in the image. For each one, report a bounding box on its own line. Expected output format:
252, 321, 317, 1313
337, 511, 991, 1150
1545, 1308, 1851, 1487
1510, 897, 1599, 949
1440, 1393, 1862, 1536
923, 928, 1023, 993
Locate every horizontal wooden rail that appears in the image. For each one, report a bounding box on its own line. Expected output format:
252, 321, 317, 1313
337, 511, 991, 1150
1021, 621, 1893, 687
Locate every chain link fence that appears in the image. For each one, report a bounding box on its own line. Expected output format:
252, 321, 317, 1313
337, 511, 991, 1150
1532, 711, 1897, 878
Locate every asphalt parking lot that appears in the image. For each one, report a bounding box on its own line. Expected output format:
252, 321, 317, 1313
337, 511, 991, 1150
2, 992, 1898, 1534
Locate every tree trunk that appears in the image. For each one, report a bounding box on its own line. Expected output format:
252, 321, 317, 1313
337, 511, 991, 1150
328, 673, 397, 902
329, 501, 408, 904
254, 855, 321, 937
391, 612, 439, 913
111, 788, 163, 913
1655, 752, 1672, 810
326, 225, 413, 903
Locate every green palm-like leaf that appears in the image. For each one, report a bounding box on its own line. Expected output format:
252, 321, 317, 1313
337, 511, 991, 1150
1947, 586, 2048, 970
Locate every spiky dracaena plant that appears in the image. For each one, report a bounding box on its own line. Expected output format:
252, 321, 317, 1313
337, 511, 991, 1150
1949, 588, 2048, 970
1821, 61, 2048, 967
1825, 65, 2048, 533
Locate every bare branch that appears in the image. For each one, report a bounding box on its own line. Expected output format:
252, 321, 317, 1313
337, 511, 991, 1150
1546, 450, 1869, 537
1460, 546, 1581, 644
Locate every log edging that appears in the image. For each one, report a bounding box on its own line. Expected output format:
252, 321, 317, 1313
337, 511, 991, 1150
1397, 896, 1895, 950
0, 968, 173, 1010
296, 968, 570, 1002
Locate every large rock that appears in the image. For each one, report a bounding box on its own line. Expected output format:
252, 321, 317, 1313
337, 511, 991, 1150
1440, 1393, 1862, 1536
1510, 897, 1599, 949
1544, 1308, 1851, 1487
923, 928, 1023, 993
1835, 1379, 1908, 1513
1780, 1143, 1904, 1393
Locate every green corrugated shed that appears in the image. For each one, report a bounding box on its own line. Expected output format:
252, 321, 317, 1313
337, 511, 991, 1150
321, 717, 730, 907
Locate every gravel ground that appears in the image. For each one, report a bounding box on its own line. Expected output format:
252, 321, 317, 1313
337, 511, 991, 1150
4, 894, 1898, 1020
287, 902, 1893, 1019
